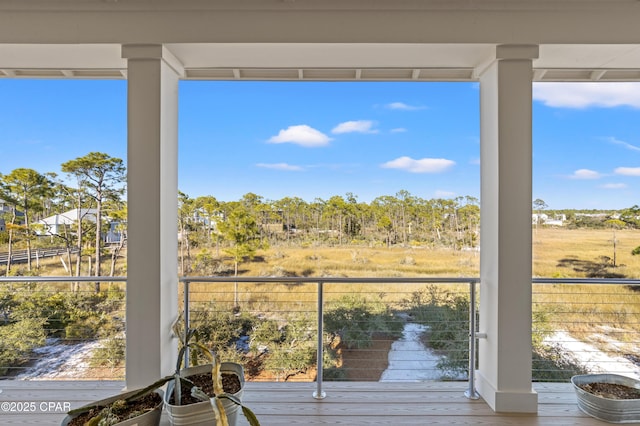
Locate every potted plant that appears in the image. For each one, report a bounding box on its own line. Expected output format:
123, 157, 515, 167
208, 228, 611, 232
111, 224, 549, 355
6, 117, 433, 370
61, 318, 259, 426
572, 374, 640, 423
163, 319, 260, 426
61, 382, 165, 426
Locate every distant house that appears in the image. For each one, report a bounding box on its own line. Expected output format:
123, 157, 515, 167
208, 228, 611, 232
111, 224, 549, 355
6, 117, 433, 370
36, 208, 97, 236
532, 213, 566, 226
36, 208, 125, 244
105, 221, 126, 244
0, 199, 10, 214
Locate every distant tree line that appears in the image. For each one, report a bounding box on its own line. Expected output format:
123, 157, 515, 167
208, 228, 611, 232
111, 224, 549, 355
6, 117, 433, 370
177, 191, 481, 275
4, 153, 640, 279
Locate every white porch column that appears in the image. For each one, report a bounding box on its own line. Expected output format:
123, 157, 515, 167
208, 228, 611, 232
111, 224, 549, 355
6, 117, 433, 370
476, 44, 539, 413
122, 44, 182, 389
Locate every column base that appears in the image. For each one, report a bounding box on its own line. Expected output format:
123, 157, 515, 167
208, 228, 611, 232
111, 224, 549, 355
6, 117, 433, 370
476, 370, 538, 413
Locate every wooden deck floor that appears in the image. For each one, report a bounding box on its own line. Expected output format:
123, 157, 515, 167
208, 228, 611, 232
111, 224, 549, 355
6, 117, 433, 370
0, 380, 615, 425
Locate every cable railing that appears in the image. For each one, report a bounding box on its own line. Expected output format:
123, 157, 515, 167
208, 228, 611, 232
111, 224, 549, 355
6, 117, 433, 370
180, 276, 481, 399
1, 275, 639, 397
0, 276, 126, 380
531, 278, 640, 382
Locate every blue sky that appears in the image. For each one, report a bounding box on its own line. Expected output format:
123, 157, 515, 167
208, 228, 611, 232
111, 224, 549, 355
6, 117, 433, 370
1, 79, 639, 210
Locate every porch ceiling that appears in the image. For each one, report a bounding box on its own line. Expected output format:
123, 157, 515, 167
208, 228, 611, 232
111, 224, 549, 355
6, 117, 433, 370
2, 43, 640, 82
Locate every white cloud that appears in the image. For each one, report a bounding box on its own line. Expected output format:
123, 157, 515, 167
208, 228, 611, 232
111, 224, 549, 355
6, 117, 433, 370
533, 82, 640, 109
381, 156, 455, 173
605, 136, 640, 152
390, 128, 407, 133
256, 163, 303, 171
268, 125, 332, 147
386, 102, 424, 111
331, 120, 378, 134
599, 183, 627, 189
570, 169, 602, 179
614, 167, 640, 176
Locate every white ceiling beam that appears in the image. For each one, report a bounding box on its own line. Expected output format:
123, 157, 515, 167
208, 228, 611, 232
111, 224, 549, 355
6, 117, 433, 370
3, 7, 640, 45
2, 66, 639, 82
533, 69, 548, 80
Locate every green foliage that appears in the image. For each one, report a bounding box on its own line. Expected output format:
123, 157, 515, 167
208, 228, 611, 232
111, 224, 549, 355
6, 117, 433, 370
324, 295, 403, 349
403, 286, 470, 375
62, 152, 126, 279
90, 335, 125, 369
218, 206, 266, 271
250, 316, 317, 380
632, 246, 640, 256
0, 284, 126, 376
189, 306, 254, 356
11, 290, 68, 333
531, 303, 590, 381
192, 250, 223, 275
532, 310, 555, 348
619, 205, 640, 229
532, 344, 589, 382
604, 219, 626, 229
0, 318, 47, 375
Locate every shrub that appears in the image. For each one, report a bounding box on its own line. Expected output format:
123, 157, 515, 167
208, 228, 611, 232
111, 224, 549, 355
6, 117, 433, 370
402, 286, 470, 375
251, 316, 317, 381
188, 305, 254, 356
325, 295, 403, 349
0, 318, 47, 376
90, 334, 125, 369
532, 343, 589, 382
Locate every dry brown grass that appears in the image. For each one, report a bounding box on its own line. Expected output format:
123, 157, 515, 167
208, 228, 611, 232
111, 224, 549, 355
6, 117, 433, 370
532, 228, 640, 343
533, 227, 640, 278
10, 229, 640, 338
248, 245, 480, 278
186, 245, 479, 306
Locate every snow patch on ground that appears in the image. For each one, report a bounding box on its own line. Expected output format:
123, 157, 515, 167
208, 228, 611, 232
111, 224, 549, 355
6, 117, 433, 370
543, 331, 640, 379
16, 338, 102, 380
380, 322, 462, 382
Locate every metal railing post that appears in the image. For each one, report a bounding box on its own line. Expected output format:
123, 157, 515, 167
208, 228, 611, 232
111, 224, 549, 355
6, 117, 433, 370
183, 279, 190, 369
313, 280, 326, 400
465, 280, 480, 399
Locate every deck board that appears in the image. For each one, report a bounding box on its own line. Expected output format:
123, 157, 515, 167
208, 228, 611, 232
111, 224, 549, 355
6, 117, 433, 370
0, 380, 613, 425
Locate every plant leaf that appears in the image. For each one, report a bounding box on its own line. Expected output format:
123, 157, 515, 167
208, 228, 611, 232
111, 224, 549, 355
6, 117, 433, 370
242, 405, 261, 426
214, 397, 229, 426
212, 357, 224, 397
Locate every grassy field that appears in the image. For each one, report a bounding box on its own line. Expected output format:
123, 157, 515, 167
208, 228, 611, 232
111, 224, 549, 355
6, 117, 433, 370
221, 227, 640, 279
8, 227, 640, 310
3, 227, 639, 380
8, 226, 638, 279
533, 227, 640, 278
192, 225, 640, 297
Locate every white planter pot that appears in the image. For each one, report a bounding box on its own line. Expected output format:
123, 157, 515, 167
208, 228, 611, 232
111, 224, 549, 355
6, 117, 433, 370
61, 388, 163, 426
164, 362, 245, 426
